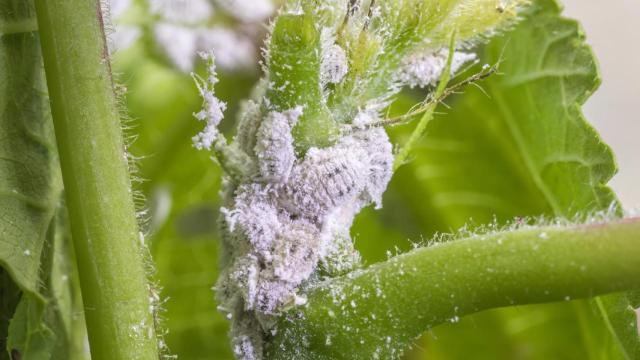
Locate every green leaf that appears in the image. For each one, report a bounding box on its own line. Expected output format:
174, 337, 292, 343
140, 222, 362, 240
1, 2, 85, 357
0, 0, 62, 300
371, 0, 637, 357
413, 300, 634, 360
390, 0, 614, 228
591, 294, 640, 359
8, 210, 87, 360
0, 270, 20, 359
330, 0, 525, 125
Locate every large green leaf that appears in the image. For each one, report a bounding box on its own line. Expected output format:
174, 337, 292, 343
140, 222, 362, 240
1, 2, 85, 358
7, 209, 86, 360
0, 270, 20, 358
0, 0, 60, 301
355, 0, 638, 358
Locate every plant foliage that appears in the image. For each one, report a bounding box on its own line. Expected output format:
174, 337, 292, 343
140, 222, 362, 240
0, 0, 638, 359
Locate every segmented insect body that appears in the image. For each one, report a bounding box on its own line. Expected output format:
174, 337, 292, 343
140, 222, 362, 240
272, 218, 321, 284
234, 99, 263, 155
284, 143, 369, 218
223, 198, 280, 254
321, 43, 349, 85
217, 181, 321, 317
189, 36, 397, 360
254, 107, 303, 183
203, 72, 394, 359
319, 199, 363, 276
354, 128, 394, 207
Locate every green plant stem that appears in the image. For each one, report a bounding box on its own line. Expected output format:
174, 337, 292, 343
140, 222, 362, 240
33, 1, 158, 359
394, 35, 455, 170
268, 218, 640, 359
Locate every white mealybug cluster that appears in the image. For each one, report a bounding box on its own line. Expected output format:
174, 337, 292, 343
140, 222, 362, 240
321, 44, 349, 85
188, 22, 481, 360
208, 103, 393, 358
396, 48, 477, 88
253, 107, 303, 182
192, 52, 227, 150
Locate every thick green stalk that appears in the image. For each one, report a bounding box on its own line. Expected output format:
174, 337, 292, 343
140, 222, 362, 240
267, 13, 338, 152
268, 218, 640, 359
33, 1, 158, 359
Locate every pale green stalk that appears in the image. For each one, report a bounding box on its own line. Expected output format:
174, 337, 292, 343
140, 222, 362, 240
268, 218, 640, 359
33, 0, 158, 358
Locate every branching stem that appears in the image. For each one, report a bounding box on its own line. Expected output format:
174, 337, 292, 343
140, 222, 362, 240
268, 217, 640, 359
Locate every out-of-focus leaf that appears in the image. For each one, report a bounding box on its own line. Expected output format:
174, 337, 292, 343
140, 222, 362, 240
406, 301, 632, 360
0, 0, 60, 302
1, 0, 57, 356
1, 2, 86, 358
8, 209, 87, 360
359, 0, 638, 358
591, 294, 640, 359
0, 270, 20, 358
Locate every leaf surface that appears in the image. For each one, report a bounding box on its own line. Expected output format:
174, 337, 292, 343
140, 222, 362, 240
0, 0, 61, 300
365, 0, 639, 358
1, 2, 85, 357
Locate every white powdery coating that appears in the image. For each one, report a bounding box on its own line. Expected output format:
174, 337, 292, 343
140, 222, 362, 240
272, 218, 321, 284
283, 143, 369, 218
397, 49, 477, 88
353, 128, 394, 208
216, 107, 394, 359
231, 313, 263, 360
235, 100, 263, 154
149, 0, 214, 24
216, 0, 275, 22
224, 204, 279, 253
319, 199, 362, 275
253, 107, 303, 183
321, 44, 349, 85
192, 52, 227, 150
219, 182, 321, 316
